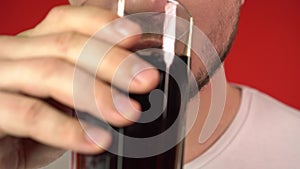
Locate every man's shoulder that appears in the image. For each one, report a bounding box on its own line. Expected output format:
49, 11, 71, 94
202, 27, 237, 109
239, 85, 300, 141
206, 85, 300, 169
240, 85, 300, 118
185, 85, 300, 169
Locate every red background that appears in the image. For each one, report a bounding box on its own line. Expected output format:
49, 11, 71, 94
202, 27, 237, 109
1, 0, 299, 110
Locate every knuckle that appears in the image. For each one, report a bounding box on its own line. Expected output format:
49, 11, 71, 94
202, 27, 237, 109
54, 32, 79, 56
21, 100, 45, 131
48, 5, 69, 20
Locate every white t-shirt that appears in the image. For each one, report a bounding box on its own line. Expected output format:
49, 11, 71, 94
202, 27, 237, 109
185, 86, 300, 169
41, 86, 300, 169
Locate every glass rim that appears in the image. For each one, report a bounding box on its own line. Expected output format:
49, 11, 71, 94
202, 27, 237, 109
69, 0, 193, 18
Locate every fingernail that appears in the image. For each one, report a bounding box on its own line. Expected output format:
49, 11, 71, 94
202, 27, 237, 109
113, 94, 141, 122
132, 60, 159, 84
84, 125, 112, 150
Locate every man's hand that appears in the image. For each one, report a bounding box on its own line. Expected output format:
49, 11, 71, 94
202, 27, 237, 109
0, 5, 159, 168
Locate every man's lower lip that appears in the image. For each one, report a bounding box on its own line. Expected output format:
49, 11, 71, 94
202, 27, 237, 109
131, 38, 163, 51
125, 0, 167, 13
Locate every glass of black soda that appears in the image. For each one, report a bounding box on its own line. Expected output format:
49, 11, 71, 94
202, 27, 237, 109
70, 0, 193, 168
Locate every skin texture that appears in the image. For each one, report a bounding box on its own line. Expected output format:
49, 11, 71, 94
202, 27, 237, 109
0, 0, 244, 168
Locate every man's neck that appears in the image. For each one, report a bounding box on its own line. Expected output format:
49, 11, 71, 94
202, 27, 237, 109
184, 82, 241, 163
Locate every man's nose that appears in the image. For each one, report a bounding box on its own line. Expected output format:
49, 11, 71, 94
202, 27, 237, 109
70, 0, 167, 13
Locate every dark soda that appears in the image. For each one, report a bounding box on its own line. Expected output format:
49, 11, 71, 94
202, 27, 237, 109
74, 52, 189, 169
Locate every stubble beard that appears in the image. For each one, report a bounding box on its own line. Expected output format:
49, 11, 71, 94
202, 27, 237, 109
192, 13, 240, 95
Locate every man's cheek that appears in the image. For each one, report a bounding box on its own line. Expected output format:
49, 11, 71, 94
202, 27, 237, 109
125, 0, 166, 13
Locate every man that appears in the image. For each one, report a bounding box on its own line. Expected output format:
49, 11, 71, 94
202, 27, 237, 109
0, 0, 299, 168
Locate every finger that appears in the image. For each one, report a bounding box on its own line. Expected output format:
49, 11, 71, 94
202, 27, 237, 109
70, 0, 166, 13
17, 29, 33, 36
0, 91, 111, 154
0, 137, 23, 169
0, 129, 5, 138
0, 35, 160, 93
21, 139, 66, 169
21, 5, 141, 48
0, 58, 141, 126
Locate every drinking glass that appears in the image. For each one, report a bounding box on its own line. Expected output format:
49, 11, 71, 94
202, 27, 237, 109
70, 0, 193, 168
